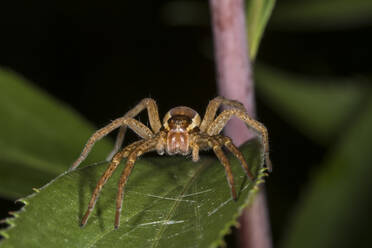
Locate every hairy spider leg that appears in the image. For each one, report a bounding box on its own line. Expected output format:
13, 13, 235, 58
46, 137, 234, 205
196, 133, 254, 199
191, 143, 200, 162
80, 140, 145, 227
70, 117, 153, 171
209, 138, 237, 200
107, 98, 162, 160
207, 109, 272, 172
219, 136, 253, 179
115, 137, 159, 229
199, 96, 246, 132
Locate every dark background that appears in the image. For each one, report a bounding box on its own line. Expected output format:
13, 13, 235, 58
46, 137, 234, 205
0, 0, 371, 246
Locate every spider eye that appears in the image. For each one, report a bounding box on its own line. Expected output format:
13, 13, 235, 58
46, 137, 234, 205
167, 115, 191, 129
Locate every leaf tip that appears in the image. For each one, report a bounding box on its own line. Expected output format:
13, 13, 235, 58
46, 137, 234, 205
210, 166, 269, 248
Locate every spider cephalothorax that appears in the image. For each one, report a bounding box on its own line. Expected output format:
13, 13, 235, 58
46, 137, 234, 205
162, 106, 200, 156
70, 97, 271, 229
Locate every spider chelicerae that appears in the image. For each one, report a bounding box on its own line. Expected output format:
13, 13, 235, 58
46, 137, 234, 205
70, 97, 271, 229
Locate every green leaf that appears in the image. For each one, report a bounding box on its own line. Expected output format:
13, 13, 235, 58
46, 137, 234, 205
280, 93, 372, 248
0, 140, 267, 248
0, 68, 112, 199
246, 0, 276, 60
271, 0, 372, 30
255, 64, 367, 144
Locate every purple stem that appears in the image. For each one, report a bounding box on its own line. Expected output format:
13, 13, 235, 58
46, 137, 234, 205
209, 0, 272, 247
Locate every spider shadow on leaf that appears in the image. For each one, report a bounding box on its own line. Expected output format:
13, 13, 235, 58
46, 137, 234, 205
76, 155, 183, 230
78, 161, 112, 231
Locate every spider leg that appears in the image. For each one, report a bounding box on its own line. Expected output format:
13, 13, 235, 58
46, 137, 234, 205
114, 137, 158, 229
121, 139, 147, 158
107, 98, 162, 160
70, 117, 153, 171
190, 133, 205, 162
155, 130, 167, 155
206, 109, 272, 172
80, 140, 143, 227
219, 136, 253, 180
199, 96, 246, 132
192, 144, 200, 162
209, 137, 237, 200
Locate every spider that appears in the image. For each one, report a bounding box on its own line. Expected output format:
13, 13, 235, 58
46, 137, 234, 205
70, 97, 271, 229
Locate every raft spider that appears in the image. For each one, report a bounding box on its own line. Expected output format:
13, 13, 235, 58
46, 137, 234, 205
70, 97, 271, 229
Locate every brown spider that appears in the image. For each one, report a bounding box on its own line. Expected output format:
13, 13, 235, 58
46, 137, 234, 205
70, 97, 271, 229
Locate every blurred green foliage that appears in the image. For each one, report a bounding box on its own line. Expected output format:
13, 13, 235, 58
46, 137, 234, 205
255, 64, 372, 248
281, 93, 372, 248
0, 70, 112, 199
271, 0, 372, 30
255, 65, 368, 144
252, 1, 372, 247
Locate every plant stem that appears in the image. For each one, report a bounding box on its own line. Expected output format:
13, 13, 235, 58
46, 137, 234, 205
209, 0, 272, 247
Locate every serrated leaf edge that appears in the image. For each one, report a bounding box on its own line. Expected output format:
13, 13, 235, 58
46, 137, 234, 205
0, 199, 28, 241
210, 167, 269, 248
0, 161, 106, 242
